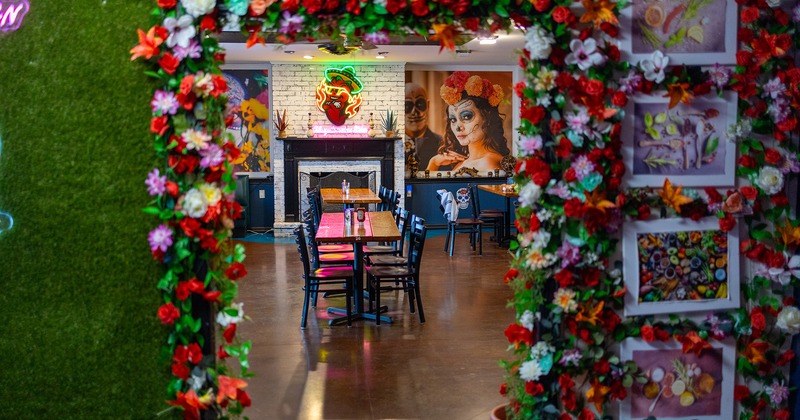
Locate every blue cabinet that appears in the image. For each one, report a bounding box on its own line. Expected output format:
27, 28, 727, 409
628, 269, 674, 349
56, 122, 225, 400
248, 177, 274, 230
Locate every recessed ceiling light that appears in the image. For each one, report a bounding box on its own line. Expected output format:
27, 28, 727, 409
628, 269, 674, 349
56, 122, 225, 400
478, 36, 498, 45
376, 51, 389, 59
284, 50, 295, 54
303, 55, 314, 59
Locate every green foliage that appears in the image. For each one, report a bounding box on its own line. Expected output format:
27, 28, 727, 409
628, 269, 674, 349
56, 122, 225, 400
380, 109, 397, 131
0, 1, 170, 417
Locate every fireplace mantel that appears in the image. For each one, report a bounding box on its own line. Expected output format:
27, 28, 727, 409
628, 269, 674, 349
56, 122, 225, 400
282, 137, 401, 222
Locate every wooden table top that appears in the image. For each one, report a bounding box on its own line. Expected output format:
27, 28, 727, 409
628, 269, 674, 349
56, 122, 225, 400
315, 211, 401, 243
320, 188, 382, 205
478, 184, 518, 198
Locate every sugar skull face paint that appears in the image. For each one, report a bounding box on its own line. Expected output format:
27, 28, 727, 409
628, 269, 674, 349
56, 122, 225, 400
448, 100, 486, 147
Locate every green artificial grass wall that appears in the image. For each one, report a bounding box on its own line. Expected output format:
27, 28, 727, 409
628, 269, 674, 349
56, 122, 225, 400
0, 1, 173, 417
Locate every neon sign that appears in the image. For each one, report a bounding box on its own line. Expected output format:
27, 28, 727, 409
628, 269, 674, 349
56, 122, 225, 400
315, 66, 363, 126
311, 124, 369, 138
0, 135, 12, 234
0, 1, 29, 32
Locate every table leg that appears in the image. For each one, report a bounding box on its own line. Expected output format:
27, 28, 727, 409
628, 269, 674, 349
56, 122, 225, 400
500, 197, 512, 246
328, 242, 392, 325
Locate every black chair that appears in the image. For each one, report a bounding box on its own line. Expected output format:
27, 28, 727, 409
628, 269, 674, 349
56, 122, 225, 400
303, 209, 352, 254
365, 215, 427, 325
469, 184, 504, 244
306, 187, 323, 228
363, 207, 409, 260
294, 226, 354, 328
438, 190, 482, 256
304, 213, 354, 269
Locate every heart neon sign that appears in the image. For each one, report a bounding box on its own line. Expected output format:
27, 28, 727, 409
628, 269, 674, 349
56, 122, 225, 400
0, 1, 29, 32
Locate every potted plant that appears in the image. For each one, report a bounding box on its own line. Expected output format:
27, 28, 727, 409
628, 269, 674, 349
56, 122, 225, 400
380, 110, 397, 137
274, 109, 288, 138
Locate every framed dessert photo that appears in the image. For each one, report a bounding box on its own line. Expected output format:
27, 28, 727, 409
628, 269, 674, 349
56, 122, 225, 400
622, 91, 737, 188
619, 0, 737, 65
621, 217, 740, 316
620, 338, 735, 420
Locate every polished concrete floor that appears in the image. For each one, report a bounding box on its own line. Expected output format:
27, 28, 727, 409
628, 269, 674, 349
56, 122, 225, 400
235, 231, 514, 419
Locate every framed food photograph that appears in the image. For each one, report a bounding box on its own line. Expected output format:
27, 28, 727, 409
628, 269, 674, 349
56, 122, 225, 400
622, 217, 739, 316
620, 338, 735, 420
619, 0, 737, 65
622, 91, 737, 188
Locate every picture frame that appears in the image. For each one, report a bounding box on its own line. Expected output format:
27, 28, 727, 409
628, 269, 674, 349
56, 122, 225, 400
622, 217, 739, 316
620, 338, 735, 420
622, 91, 737, 188
618, 0, 737, 65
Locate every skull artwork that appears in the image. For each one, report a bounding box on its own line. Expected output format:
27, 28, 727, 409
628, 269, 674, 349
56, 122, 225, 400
315, 66, 363, 126
455, 187, 470, 210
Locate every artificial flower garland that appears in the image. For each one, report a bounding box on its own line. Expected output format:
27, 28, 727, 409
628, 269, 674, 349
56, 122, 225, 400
503, 0, 800, 418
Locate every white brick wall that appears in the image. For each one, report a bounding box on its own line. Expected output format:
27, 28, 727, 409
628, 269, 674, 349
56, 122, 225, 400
271, 63, 406, 233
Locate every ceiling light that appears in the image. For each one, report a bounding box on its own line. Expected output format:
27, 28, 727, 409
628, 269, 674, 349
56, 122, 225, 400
375, 51, 389, 59
478, 36, 498, 45
284, 50, 295, 54
303, 55, 314, 59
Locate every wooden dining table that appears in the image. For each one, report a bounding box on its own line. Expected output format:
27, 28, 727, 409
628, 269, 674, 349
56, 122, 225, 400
477, 184, 518, 245
319, 188, 382, 207
315, 210, 401, 325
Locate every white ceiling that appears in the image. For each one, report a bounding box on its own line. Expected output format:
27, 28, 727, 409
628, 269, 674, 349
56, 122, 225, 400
220, 31, 525, 66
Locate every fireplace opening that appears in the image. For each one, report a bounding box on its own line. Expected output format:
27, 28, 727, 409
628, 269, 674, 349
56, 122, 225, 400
300, 171, 377, 213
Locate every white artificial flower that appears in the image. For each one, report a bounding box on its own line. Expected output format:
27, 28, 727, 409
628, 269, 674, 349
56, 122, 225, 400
164, 15, 196, 48
530, 342, 554, 359
640, 50, 669, 83
536, 209, 553, 222
756, 166, 784, 195
181, 0, 216, 17
766, 0, 782, 8
531, 229, 551, 251
216, 302, 245, 327
198, 183, 222, 205
519, 359, 544, 381
520, 310, 536, 331
554, 288, 578, 313
564, 38, 606, 71
525, 25, 556, 60
776, 306, 800, 334
518, 182, 542, 207
182, 188, 209, 218
182, 128, 211, 151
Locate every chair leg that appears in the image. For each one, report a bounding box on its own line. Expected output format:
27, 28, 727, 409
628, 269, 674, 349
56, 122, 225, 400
406, 278, 416, 314
413, 280, 425, 323
478, 227, 483, 255
444, 227, 451, 253
374, 278, 382, 326
449, 226, 456, 257
301, 282, 311, 329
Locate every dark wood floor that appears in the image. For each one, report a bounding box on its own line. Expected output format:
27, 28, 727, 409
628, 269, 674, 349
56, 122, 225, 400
235, 231, 514, 419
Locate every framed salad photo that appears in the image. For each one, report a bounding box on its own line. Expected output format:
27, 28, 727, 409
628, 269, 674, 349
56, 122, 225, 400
622, 217, 740, 316
622, 91, 737, 188
618, 0, 737, 65
620, 338, 735, 420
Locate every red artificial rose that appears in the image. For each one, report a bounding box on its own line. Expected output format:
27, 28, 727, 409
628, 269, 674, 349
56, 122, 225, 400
736, 50, 754, 66
385, 0, 408, 14
176, 281, 191, 300
641, 325, 655, 342
210, 74, 228, 98
606, 44, 620, 62
223, 323, 237, 343
563, 167, 577, 183
654, 328, 671, 341
552, 6, 571, 23
150, 116, 169, 135
775, 9, 790, 26
172, 363, 190, 380
200, 16, 216, 32
237, 389, 252, 407
157, 0, 177, 7
563, 198, 585, 218
203, 291, 222, 302
225, 262, 248, 281
532, 0, 550, 12
741, 7, 760, 24
463, 17, 480, 32
529, 214, 541, 232
187, 342, 203, 364
555, 136, 572, 158
609, 160, 625, 178
704, 187, 723, 204
764, 148, 783, 165
504, 323, 533, 346
582, 268, 601, 287
578, 408, 596, 420
520, 104, 546, 125
769, 251, 786, 269
734, 384, 750, 401
525, 381, 544, 396
738, 27, 754, 44
562, 390, 577, 411
555, 72, 575, 90
599, 22, 618, 38
158, 52, 179, 75
555, 269, 574, 288
550, 118, 566, 135
499, 383, 508, 396
772, 192, 789, 207
608, 177, 621, 191
158, 302, 180, 325
174, 345, 189, 363
740, 186, 757, 200
611, 91, 627, 107
774, 410, 791, 420
578, 328, 592, 344
718, 213, 736, 232
585, 79, 605, 97
559, 373, 575, 391
751, 308, 766, 331
524, 157, 551, 186
637, 205, 651, 220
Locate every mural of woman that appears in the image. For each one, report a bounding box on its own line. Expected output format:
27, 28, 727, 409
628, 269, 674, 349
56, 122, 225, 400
426, 71, 510, 172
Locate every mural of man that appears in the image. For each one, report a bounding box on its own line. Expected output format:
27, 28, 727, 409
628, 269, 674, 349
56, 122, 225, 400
405, 82, 442, 168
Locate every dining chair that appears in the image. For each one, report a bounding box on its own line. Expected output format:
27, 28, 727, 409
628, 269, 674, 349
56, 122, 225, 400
437, 190, 483, 256
294, 226, 354, 328
303, 214, 355, 269
303, 209, 352, 254
468, 184, 504, 244
363, 207, 409, 260
365, 215, 427, 325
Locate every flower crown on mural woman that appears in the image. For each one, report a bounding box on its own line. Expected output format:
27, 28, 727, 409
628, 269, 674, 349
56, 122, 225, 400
426, 71, 510, 172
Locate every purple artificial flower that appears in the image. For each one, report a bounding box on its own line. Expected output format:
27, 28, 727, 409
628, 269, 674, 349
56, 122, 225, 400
279, 11, 304, 35
518, 135, 543, 155
767, 380, 789, 405
566, 109, 591, 137
559, 349, 582, 366
145, 168, 167, 196
363, 31, 391, 45
151, 90, 179, 115
763, 77, 786, 99
571, 155, 595, 181
557, 240, 581, 268
173, 39, 202, 61
148, 224, 173, 253
780, 153, 800, 174
794, 3, 800, 23
618, 69, 642, 94
199, 143, 225, 168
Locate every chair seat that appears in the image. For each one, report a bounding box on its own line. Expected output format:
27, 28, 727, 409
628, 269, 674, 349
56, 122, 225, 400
362, 244, 398, 253
479, 210, 504, 217
366, 265, 413, 277
368, 255, 407, 266
319, 244, 353, 253
312, 266, 355, 279
453, 218, 484, 226
319, 253, 354, 264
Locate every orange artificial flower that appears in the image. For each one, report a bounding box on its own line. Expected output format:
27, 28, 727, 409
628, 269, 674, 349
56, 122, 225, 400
676, 331, 712, 356
658, 179, 693, 213
579, 0, 619, 29
776, 221, 800, 249
743, 340, 770, 366
584, 189, 616, 213
130, 27, 164, 61
585, 379, 611, 413
246, 31, 266, 48
575, 301, 605, 325
217, 375, 248, 404
167, 390, 208, 420
664, 83, 694, 109
431, 23, 460, 52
